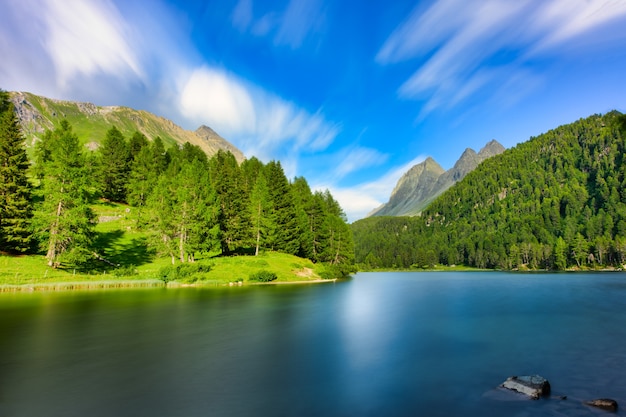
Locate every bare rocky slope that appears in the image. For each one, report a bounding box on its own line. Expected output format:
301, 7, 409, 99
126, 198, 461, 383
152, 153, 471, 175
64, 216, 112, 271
9, 91, 245, 162
370, 140, 505, 217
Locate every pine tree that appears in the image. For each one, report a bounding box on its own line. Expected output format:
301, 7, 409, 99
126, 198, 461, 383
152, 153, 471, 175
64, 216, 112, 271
290, 177, 315, 260
33, 120, 96, 267
128, 131, 149, 162
210, 150, 250, 254
147, 158, 219, 263
0, 93, 33, 253
264, 161, 299, 255
99, 126, 130, 202
249, 173, 272, 256
317, 190, 355, 274
127, 137, 167, 218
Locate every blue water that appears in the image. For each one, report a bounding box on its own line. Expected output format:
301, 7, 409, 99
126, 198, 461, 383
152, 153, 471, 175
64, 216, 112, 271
1, 272, 625, 416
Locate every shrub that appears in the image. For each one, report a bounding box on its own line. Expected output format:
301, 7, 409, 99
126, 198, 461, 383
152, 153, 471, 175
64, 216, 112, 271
157, 263, 212, 283
249, 270, 277, 282
112, 264, 138, 277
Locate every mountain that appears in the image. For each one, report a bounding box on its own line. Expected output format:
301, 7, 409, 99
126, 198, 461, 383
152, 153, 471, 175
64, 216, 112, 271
370, 139, 505, 217
8, 91, 245, 162
352, 111, 626, 270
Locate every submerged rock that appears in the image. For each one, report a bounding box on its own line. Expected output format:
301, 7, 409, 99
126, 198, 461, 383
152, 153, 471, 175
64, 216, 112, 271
501, 375, 551, 399
585, 398, 618, 412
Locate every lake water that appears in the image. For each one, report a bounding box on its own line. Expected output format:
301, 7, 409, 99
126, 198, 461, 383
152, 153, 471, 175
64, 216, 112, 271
1, 272, 625, 417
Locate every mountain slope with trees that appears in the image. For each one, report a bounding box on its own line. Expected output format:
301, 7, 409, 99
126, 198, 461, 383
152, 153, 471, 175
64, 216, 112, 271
8, 91, 244, 162
1, 89, 355, 285
353, 111, 626, 270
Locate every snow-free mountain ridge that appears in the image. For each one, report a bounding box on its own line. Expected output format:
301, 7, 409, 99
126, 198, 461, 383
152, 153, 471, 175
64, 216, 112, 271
370, 140, 505, 217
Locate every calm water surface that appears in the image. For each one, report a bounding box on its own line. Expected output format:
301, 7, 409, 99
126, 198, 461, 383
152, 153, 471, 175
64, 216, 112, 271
1, 272, 626, 416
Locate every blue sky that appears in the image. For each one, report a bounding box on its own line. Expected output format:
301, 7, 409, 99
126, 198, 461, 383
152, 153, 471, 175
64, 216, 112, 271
2, 0, 626, 221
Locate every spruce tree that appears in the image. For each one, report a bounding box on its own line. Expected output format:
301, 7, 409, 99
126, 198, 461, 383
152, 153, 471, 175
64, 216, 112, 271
0, 94, 33, 253
128, 131, 149, 162
147, 158, 219, 263
210, 150, 250, 254
291, 177, 315, 260
264, 161, 299, 255
315, 190, 355, 274
249, 172, 272, 256
33, 120, 96, 267
99, 126, 130, 202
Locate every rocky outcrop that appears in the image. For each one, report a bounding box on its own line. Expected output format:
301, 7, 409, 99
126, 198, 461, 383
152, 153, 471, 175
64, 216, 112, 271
370, 157, 444, 217
585, 398, 618, 411
8, 91, 245, 162
195, 125, 245, 163
500, 375, 551, 399
370, 139, 505, 217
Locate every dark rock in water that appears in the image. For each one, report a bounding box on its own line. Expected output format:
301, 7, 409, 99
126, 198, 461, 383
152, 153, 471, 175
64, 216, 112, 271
585, 398, 618, 411
500, 375, 551, 399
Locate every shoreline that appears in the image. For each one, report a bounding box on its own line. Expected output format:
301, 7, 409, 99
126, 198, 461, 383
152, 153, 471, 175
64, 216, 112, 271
0, 277, 339, 293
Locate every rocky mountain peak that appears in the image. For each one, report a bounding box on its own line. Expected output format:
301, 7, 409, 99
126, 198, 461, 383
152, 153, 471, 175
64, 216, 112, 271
370, 139, 505, 217
8, 91, 245, 163
478, 139, 505, 158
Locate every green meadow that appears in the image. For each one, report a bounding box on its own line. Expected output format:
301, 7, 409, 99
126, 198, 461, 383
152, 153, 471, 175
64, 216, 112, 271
0, 200, 328, 292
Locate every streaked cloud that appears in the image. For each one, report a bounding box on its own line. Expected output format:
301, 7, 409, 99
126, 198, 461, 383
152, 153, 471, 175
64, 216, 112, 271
42, 0, 143, 87
529, 0, 626, 53
317, 155, 426, 222
178, 66, 340, 163
378, 0, 626, 118
331, 146, 389, 181
231, 0, 253, 32
0, 0, 143, 92
274, 0, 324, 48
231, 0, 324, 48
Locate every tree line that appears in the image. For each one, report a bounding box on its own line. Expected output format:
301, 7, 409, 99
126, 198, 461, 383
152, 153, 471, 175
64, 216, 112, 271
352, 111, 626, 271
0, 90, 354, 277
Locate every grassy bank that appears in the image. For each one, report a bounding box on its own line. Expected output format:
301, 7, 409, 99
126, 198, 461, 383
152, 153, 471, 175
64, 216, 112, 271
0, 250, 327, 291
1, 201, 330, 292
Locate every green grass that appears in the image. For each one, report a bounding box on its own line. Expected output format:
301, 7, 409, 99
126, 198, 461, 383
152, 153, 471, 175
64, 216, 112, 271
1, 200, 327, 291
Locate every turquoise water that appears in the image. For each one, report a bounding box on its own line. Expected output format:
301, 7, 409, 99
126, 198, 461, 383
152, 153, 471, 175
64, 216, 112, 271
1, 272, 625, 416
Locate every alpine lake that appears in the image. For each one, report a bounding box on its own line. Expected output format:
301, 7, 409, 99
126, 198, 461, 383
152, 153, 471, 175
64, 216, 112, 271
1, 271, 625, 417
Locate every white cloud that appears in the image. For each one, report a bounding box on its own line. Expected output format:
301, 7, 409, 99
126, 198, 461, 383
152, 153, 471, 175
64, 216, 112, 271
178, 66, 340, 163
42, 0, 143, 87
180, 67, 257, 136
529, 0, 626, 53
0, 0, 191, 104
378, 0, 626, 117
315, 155, 426, 222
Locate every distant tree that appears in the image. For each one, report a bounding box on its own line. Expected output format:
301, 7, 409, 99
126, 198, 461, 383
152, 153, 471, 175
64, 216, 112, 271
99, 126, 130, 202
554, 237, 568, 270
151, 136, 169, 173
128, 131, 149, 161
572, 233, 589, 267
32, 120, 96, 267
0, 92, 33, 252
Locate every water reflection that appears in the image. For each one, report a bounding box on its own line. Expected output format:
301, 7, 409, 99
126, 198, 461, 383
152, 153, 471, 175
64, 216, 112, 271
1, 273, 626, 416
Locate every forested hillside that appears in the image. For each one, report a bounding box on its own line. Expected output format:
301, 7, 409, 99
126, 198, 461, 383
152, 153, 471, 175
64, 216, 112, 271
0, 90, 354, 280
353, 111, 626, 270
